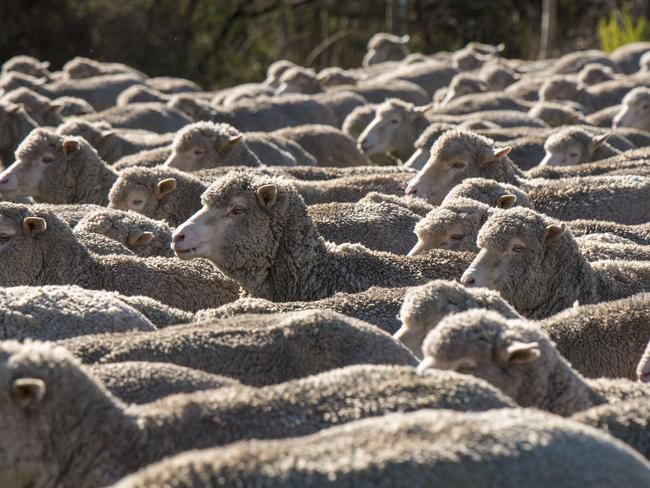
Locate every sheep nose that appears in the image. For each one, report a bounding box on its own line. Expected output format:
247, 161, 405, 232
0, 172, 17, 191
460, 270, 477, 287
172, 232, 185, 243
405, 185, 417, 196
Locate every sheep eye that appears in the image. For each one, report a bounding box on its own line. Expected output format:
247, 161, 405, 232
452, 161, 466, 169
568, 152, 579, 158
193, 149, 204, 156
132, 199, 144, 206
449, 234, 464, 241
456, 363, 475, 373
512, 245, 525, 252
42, 157, 53, 164
0, 235, 12, 243
231, 206, 246, 215
390, 119, 400, 124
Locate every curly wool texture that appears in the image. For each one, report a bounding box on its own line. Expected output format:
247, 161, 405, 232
200, 172, 473, 301
422, 310, 650, 416
0, 100, 39, 166
79, 102, 192, 133
196, 286, 407, 334
0, 285, 156, 341
111, 408, 650, 488
73, 229, 134, 256
113, 146, 172, 170
89, 362, 240, 405
13, 129, 118, 205
359, 192, 433, 216
0, 339, 514, 488
75, 209, 174, 258
342, 103, 377, 139
442, 177, 532, 208
0, 203, 238, 311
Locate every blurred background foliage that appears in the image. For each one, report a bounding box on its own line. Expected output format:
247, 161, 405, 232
1, 0, 649, 89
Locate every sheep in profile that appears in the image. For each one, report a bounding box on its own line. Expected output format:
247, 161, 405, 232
403, 122, 456, 170
357, 98, 432, 161
437, 73, 488, 107
613, 87, 650, 132
51, 96, 96, 118
163, 121, 260, 170
527, 101, 586, 127
394, 279, 520, 358
363, 32, 410, 67
0, 338, 514, 487
1, 87, 65, 126
62, 56, 146, 80
539, 127, 619, 166
262, 59, 297, 88
112, 408, 650, 488
1, 55, 51, 79
170, 172, 473, 301
0, 129, 118, 205
460, 206, 650, 318
0, 202, 238, 311
638, 340, 650, 383
342, 103, 377, 138
573, 398, 650, 460
74, 209, 174, 257
420, 309, 650, 416
89, 362, 240, 404
56, 118, 173, 163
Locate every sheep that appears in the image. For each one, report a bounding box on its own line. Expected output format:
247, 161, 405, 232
394, 279, 520, 358
0, 285, 157, 341
0, 129, 118, 205
480, 62, 520, 90
527, 101, 586, 127
168, 93, 338, 131
430, 91, 531, 115
638, 340, 650, 382
585, 104, 620, 127
262, 59, 297, 88
171, 172, 472, 301
420, 309, 650, 416
116, 85, 171, 105
573, 398, 650, 460
62, 56, 147, 80
577, 63, 620, 85
74, 209, 174, 257
74, 228, 135, 255
610, 41, 650, 74
540, 74, 650, 112
437, 73, 489, 107
275, 66, 322, 95
197, 286, 406, 333
403, 122, 456, 170
0, 202, 239, 311
56, 119, 174, 163
332, 78, 430, 106
459, 206, 650, 318
1, 55, 51, 79
1, 87, 65, 126
51, 96, 96, 118
359, 191, 433, 216
274, 124, 370, 166
539, 127, 619, 166
363, 32, 410, 66
0, 339, 515, 488
440, 177, 532, 208
405, 129, 650, 223
113, 146, 172, 170
111, 408, 650, 488
163, 121, 260, 170
357, 98, 431, 161
451, 44, 496, 71
145, 76, 202, 94
318, 66, 364, 87
613, 87, 650, 132
550, 49, 621, 75
505, 77, 545, 101
78, 102, 193, 133
0, 100, 39, 167
342, 103, 377, 139
89, 362, 240, 404
370, 61, 458, 97
309, 200, 420, 254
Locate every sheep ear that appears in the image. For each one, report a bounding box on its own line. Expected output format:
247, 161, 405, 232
256, 184, 278, 208
400, 35, 410, 44
45, 102, 63, 114
10, 378, 46, 407
39, 61, 50, 70
494, 43, 505, 53
7, 103, 24, 114
413, 103, 434, 114
23, 216, 47, 235
484, 146, 511, 163
225, 133, 244, 150
591, 132, 609, 149
62, 139, 80, 155
500, 341, 540, 365
155, 178, 177, 199
544, 223, 565, 241
100, 130, 116, 142
127, 230, 155, 247
496, 194, 517, 209
576, 82, 587, 94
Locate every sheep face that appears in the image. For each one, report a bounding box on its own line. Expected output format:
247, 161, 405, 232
276, 68, 322, 95
172, 180, 279, 273
613, 88, 650, 132
405, 131, 512, 204
540, 130, 608, 166
108, 173, 175, 218
410, 205, 484, 256
0, 130, 79, 200
419, 310, 541, 402
357, 101, 426, 156
0, 344, 53, 487
0, 205, 48, 286
164, 122, 244, 171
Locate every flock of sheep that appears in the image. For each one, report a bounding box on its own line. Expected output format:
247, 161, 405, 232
1, 32, 650, 486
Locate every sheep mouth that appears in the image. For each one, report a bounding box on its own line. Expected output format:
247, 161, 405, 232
173, 241, 207, 258
639, 372, 650, 383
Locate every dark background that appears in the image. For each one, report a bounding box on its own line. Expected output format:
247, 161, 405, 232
1, 0, 649, 88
